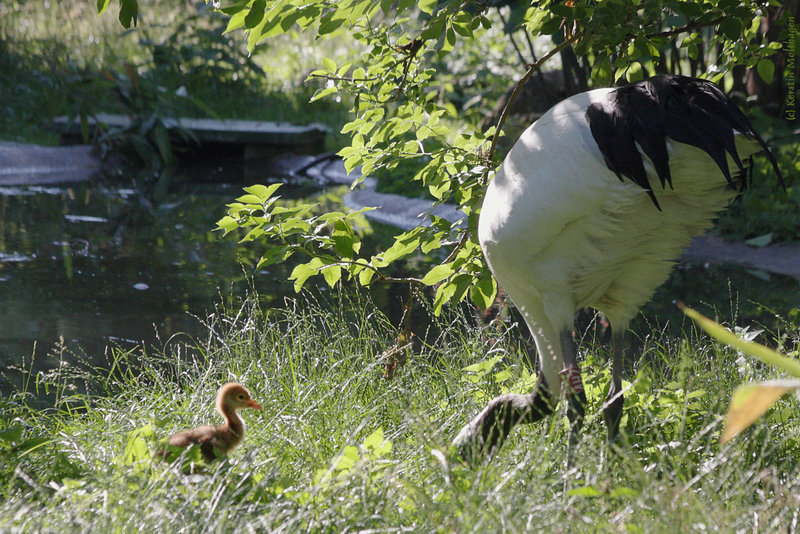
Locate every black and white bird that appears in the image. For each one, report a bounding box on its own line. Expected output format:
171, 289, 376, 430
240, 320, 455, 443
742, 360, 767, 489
454, 74, 783, 461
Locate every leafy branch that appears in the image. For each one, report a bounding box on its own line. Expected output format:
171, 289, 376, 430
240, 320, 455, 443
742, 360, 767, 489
98, 0, 784, 346
643, 17, 726, 39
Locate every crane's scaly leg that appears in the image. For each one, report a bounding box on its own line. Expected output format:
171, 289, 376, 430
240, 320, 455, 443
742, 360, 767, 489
559, 330, 587, 450
604, 330, 625, 444
453, 377, 555, 465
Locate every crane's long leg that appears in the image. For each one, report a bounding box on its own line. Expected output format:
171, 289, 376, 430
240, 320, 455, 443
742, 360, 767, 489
453, 377, 555, 464
559, 330, 587, 451
604, 330, 625, 444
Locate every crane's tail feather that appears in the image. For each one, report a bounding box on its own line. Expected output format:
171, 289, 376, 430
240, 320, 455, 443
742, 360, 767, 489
586, 75, 784, 210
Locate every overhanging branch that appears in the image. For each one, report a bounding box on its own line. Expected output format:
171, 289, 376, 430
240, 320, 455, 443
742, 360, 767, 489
488, 32, 582, 162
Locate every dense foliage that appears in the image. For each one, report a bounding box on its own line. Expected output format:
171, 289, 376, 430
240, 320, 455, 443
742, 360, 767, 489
200, 0, 788, 318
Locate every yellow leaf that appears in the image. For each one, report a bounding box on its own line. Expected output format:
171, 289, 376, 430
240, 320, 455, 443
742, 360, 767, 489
721, 380, 800, 443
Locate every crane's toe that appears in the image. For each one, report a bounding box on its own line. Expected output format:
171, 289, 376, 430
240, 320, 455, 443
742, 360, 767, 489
452, 388, 555, 466
452, 394, 513, 465
452, 417, 486, 466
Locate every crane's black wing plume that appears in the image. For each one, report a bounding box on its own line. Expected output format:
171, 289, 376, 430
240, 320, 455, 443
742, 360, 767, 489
585, 75, 783, 210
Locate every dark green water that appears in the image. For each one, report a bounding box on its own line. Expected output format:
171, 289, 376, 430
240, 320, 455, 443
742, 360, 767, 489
0, 178, 325, 392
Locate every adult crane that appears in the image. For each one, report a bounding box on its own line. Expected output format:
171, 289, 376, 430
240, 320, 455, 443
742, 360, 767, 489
453, 74, 783, 461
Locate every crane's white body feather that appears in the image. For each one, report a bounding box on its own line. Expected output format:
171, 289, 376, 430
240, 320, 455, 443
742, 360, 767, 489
479, 88, 761, 393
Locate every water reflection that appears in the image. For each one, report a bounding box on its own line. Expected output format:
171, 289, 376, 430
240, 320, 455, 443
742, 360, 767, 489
0, 180, 303, 393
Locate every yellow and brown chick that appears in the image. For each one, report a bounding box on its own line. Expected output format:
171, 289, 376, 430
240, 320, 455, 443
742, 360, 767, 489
159, 383, 262, 462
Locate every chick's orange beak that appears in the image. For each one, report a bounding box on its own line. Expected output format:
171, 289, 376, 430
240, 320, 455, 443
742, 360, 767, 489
248, 399, 263, 410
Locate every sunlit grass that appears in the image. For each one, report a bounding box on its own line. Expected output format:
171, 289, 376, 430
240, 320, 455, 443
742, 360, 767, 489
1, 292, 799, 532
0, 0, 353, 148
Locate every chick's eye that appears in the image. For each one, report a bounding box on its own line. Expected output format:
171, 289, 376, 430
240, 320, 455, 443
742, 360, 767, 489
238, 394, 245, 399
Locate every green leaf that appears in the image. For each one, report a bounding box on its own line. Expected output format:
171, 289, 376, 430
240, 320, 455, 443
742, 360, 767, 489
625, 61, 643, 82
358, 265, 376, 285
319, 10, 346, 35
718, 18, 743, 40
453, 20, 473, 38
289, 258, 325, 292
421, 15, 446, 40
334, 445, 360, 472
524, 8, 548, 34
225, 9, 249, 33
216, 215, 240, 235
0, 425, 22, 444
378, 229, 422, 265
243, 183, 281, 202
321, 265, 342, 287
244, 0, 266, 29
235, 194, 264, 205
687, 44, 701, 62
431, 274, 471, 315
256, 246, 293, 268
462, 356, 501, 376
152, 122, 172, 164
539, 16, 562, 36
310, 86, 338, 103
419, 0, 436, 15
118, 0, 138, 28
97, 0, 113, 15
432, 280, 457, 315
757, 58, 775, 83
469, 273, 497, 310
121, 425, 154, 465
332, 219, 356, 258
322, 57, 337, 73
677, 2, 703, 17
420, 263, 456, 286
18, 436, 50, 454
362, 428, 392, 459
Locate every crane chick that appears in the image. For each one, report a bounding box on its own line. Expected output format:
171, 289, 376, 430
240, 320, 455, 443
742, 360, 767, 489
159, 382, 262, 463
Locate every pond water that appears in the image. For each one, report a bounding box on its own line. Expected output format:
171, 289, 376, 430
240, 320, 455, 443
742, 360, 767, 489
1, 172, 799, 397
0, 177, 331, 394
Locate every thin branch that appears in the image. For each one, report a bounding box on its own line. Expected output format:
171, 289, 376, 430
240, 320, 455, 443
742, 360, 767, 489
644, 17, 725, 39
308, 73, 381, 83
523, 28, 539, 64
331, 257, 424, 285
442, 230, 470, 265
488, 32, 582, 161
401, 284, 420, 336
497, 8, 528, 66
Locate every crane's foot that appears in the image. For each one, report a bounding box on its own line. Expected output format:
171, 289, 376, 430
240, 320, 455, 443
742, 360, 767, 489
453, 386, 554, 466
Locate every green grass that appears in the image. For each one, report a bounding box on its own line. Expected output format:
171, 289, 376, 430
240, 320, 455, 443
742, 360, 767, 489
0, 1, 353, 149
2, 292, 799, 532
716, 138, 800, 244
